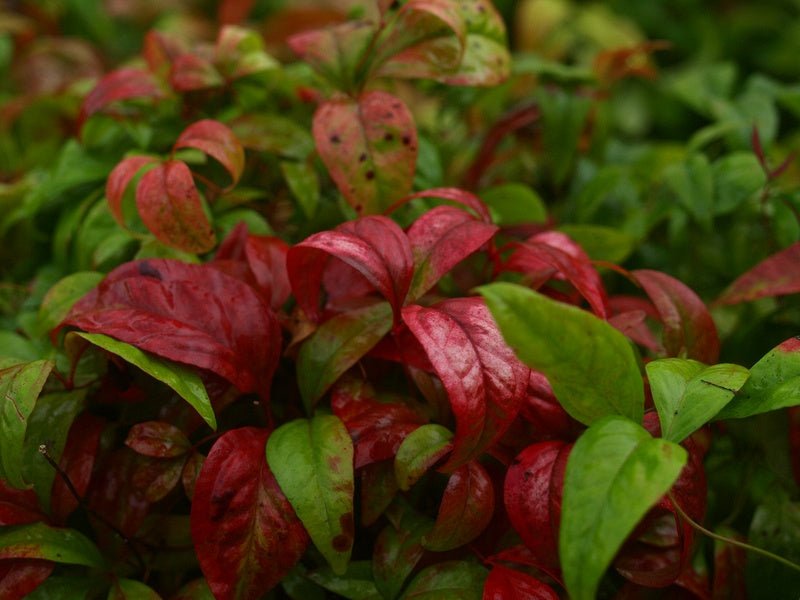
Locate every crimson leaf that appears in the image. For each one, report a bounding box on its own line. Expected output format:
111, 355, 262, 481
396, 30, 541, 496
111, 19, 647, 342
288, 216, 413, 322
715, 242, 800, 305
173, 120, 245, 187
63, 259, 281, 400
191, 427, 308, 600
402, 297, 530, 471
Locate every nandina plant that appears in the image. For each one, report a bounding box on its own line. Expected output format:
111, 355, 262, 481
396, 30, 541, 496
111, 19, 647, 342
1, 1, 800, 599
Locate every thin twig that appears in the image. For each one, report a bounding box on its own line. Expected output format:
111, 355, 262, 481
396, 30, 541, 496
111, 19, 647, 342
668, 492, 800, 573
38, 444, 147, 573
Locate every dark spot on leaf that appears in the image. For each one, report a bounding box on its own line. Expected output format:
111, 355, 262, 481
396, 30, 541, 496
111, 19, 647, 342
523, 470, 532, 481
138, 261, 162, 279
402, 135, 411, 146
366, 170, 375, 180
359, 153, 367, 162
355, 204, 363, 212
478, 4, 485, 11
384, 133, 394, 142
210, 487, 236, 521
340, 512, 354, 535
330, 134, 341, 144
332, 533, 351, 551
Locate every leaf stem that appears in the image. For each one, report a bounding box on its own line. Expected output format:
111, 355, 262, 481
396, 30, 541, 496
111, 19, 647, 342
668, 492, 800, 573
38, 443, 147, 574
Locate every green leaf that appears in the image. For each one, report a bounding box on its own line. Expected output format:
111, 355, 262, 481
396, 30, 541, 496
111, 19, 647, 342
538, 87, 592, 186
712, 153, 766, 215
266, 415, 355, 575
281, 160, 320, 218
0, 359, 54, 488
394, 424, 453, 491
648, 359, 750, 442
0, 331, 39, 362
557, 224, 637, 264
298, 302, 393, 412
25, 576, 104, 599
23, 389, 87, 512
373, 508, 433, 600
481, 183, 547, 225
560, 416, 687, 600
75, 332, 216, 430
716, 338, 800, 419
108, 579, 163, 599
36, 271, 104, 336
307, 561, 381, 600
400, 561, 487, 599
0, 522, 105, 567
663, 154, 714, 229
478, 282, 644, 425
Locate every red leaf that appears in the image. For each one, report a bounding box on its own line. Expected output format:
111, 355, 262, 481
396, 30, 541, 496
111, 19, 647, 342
125, 421, 191, 458
331, 376, 426, 468
633, 270, 720, 364
406, 205, 498, 301
214, 224, 291, 311
182, 452, 204, 501
505, 232, 609, 318
402, 297, 529, 471
136, 160, 217, 254
106, 156, 157, 227
483, 565, 560, 600
0, 480, 43, 526
0, 559, 54, 599
173, 120, 245, 187
396, 187, 492, 222
79, 68, 161, 127
423, 460, 494, 551
191, 428, 309, 600
715, 242, 800, 306
288, 215, 413, 322
169, 53, 223, 91
608, 310, 661, 352
132, 456, 185, 503
504, 440, 572, 579
520, 371, 583, 442
313, 91, 417, 214
143, 30, 185, 78
63, 259, 281, 399
50, 413, 105, 524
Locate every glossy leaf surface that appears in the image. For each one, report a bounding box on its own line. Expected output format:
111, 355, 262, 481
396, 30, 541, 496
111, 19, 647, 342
76, 332, 216, 429
394, 424, 453, 491
504, 440, 571, 577
331, 376, 426, 469
633, 269, 720, 364
373, 507, 432, 600
298, 302, 393, 411
560, 416, 687, 600
422, 460, 494, 551
266, 415, 355, 575
191, 428, 308, 600
136, 160, 216, 254
288, 216, 413, 322
402, 297, 529, 470
405, 205, 497, 301
313, 91, 417, 215
64, 259, 281, 400
479, 283, 643, 425
647, 358, 749, 442
717, 337, 800, 419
